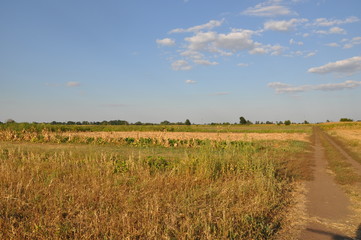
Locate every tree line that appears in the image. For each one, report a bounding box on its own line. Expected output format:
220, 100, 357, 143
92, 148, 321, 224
0, 117, 358, 126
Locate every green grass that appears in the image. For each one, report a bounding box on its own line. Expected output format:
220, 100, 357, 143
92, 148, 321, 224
0, 137, 309, 239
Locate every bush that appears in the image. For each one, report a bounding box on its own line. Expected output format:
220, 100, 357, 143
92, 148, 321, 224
340, 118, 353, 122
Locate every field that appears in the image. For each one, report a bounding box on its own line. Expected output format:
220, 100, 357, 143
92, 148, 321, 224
1, 123, 314, 239
320, 122, 361, 164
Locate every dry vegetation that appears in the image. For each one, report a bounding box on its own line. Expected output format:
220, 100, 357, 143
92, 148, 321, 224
321, 122, 361, 163
318, 130, 361, 235
0, 125, 312, 239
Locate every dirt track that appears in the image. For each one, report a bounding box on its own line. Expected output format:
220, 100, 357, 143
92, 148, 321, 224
298, 128, 361, 240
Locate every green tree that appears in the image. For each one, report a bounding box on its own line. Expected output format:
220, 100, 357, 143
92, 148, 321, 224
239, 116, 247, 125
340, 118, 353, 122
160, 120, 170, 125
185, 119, 191, 125
284, 120, 291, 126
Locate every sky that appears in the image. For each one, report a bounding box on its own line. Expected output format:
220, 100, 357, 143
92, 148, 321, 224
1, 0, 361, 124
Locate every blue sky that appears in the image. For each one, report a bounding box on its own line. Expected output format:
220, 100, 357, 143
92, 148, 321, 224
1, 0, 361, 123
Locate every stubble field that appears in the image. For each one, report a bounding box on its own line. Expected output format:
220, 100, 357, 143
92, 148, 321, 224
0, 123, 314, 239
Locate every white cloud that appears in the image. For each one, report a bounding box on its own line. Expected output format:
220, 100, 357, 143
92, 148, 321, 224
249, 47, 268, 55
242, 0, 294, 17
66, 82, 80, 87
185, 31, 218, 51
193, 59, 218, 65
215, 29, 257, 52
268, 80, 361, 93
185, 79, 197, 84
264, 18, 308, 32
156, 38, 176, 46
305, 51, 317, 58
289, 38, 304, 45
329, 27, 346, 34
312, 16, 359, 27
181, 28, 274, 61
237, 63, 249, 67
342, 36, 361, 49
325, 42, 340, 47
171, 60, 192, 71
308, 56, 361, 75
314, 26, 346, 35
170, 19, 224, 33
323, 37, 361, 49
302, 33, 310, 37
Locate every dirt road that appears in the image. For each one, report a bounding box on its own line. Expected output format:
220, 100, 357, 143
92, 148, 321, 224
299, 128, 361, 240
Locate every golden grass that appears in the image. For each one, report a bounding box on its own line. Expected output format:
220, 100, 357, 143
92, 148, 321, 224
0, 137, 310, 239
325, 129, 361, 162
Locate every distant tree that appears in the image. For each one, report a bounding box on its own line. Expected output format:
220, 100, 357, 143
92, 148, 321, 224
134, 121, 143, 125
326, 120, 331, 123
303, 120, 309, 124
160, 120, 170, 125
277, 121, 283, 125
239, 116, 247, 125
6, 119, 15, 124
340, 118, 353, 122
266, 121, 273, 124
185, 119, 191, 125
284, 120, 291, 126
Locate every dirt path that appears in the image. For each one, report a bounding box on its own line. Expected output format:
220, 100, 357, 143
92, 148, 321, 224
298, 128, 360, 240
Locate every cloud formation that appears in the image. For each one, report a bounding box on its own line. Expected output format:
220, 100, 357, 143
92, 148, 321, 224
264, 18, 308, 32
237, 63, 249, 67
242, 0, 294, 17
268, 80, 361, 93
308, 56, 361, 75
185, 79, 197, 84
311, 16, 359, 27
314, 26, 346, 35
157, 3, 360, 72
170, 19, 223, 33
171, 60, 192, 71
156, 38, 176, 46
342, 37, 361, 49
66, 82, 80, 87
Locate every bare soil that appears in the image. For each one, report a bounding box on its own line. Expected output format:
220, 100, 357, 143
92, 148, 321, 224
298, 128, 361, 240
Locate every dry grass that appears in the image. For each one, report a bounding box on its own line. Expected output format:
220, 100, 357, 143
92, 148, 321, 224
0, 130, 310, 146
322, 123, 361, 163
0, 137, 310, 239
319, 132, 361, 235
